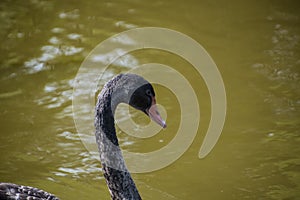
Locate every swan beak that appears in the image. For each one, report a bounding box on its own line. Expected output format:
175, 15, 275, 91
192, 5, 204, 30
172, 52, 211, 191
147, 97, 167, 128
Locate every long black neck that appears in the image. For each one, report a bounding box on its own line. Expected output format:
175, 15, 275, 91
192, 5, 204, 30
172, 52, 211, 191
95, 75, 142, 200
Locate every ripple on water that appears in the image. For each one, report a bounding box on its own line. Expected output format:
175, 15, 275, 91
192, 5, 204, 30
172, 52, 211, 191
24, 44, 83, 74
35, 79, 73, 110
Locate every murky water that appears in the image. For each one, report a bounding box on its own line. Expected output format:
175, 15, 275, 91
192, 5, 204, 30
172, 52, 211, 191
0, 1, 299, 199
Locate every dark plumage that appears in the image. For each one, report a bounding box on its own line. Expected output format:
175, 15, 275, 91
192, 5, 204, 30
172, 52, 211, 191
1, 73, 166, 200
0, 183, 59, 200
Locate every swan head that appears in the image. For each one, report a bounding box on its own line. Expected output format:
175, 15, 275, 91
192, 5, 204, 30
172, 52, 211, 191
126, 75, 167, 128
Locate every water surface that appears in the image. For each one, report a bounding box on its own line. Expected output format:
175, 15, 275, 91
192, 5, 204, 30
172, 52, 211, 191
0, 1, 299, 199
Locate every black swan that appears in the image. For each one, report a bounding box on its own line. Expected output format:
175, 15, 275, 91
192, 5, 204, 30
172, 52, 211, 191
0, 74, 166, 200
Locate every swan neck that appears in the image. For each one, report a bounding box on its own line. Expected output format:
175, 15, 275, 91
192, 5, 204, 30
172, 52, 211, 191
95, 81, 141, 200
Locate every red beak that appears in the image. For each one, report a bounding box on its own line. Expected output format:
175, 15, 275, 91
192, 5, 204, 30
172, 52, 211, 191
146, 97, 167, 128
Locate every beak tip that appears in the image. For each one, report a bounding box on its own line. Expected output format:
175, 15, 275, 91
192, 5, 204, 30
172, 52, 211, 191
147, 101, 167, 129
162, 121, 167, 128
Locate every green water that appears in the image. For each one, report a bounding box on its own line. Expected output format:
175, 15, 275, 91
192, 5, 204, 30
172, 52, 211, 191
0, 0, 299, 199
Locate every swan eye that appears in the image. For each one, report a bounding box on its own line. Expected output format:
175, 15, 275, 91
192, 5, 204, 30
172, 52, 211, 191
146, 89, 152, 96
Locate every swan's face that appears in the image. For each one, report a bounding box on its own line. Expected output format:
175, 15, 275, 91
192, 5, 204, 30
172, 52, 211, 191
129, 84, 154, 111
129, 84, 166, 128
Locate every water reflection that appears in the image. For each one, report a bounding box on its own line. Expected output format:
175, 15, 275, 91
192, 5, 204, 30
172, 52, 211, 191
252, 19, 299, 117
249, 12, 300, 200
59, 9, 80, 20
24, 44, 83, 74
91, 49, 139, 68
35, 79, 73, 110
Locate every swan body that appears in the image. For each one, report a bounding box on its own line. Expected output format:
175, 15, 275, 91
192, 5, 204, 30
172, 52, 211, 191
0, 74, 166, 200
0, 182, 59, 200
